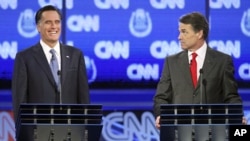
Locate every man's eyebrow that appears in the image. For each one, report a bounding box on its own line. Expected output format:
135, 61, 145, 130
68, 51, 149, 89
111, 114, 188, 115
179, 28, 186, 31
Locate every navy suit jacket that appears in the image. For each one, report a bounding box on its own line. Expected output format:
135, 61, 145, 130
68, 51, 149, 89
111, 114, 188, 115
12, 42, 90, 121
153, 47, 242, 116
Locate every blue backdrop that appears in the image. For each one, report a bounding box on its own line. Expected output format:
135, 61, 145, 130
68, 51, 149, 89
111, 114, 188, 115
1, 0, 250, 141
1, 0, 250, 88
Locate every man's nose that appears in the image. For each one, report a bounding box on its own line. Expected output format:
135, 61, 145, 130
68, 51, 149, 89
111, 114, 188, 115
178, 34, 182, 40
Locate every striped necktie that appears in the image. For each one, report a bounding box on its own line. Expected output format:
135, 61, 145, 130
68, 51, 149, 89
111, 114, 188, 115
50, 49, 59, 85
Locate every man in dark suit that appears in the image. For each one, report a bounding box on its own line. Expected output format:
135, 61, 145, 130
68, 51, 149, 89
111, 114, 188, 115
153, 12, 243, 141
12, 5, 90, 141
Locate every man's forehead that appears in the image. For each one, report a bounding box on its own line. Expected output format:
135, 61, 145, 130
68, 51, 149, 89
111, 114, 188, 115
40, 12, 60, 21
41, 11, 59, 17
178, 23, 193, 30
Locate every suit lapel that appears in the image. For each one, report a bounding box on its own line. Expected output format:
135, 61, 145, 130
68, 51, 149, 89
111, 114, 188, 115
196, 47, 215, 90
32, 43, 55, 85
178, 51, 194, 88
60, 44, 71, 87
201, 47, 215, 78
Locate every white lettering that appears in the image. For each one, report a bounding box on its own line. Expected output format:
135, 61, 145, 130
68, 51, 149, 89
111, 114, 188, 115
150, 41, 181, 59
38, 0, 74, 9
102, 112, 159, 141
127, 63, 159, 80
210, 0, 240, 9
0, 112, 15, 140
0, 41, 17, 59
0, 0, 17, 9
209, 40, 241, 58
150, 0, 185, 9
234, 129, 247, 136
95, 41, 129, 59
67, 15, 99, 32
239, 63, 250, 80
94, 0, 129, 9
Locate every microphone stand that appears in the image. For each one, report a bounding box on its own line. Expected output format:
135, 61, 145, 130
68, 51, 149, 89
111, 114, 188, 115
48, 129, 54, 141
199, 69, 203, 110
57, 70, 62, 110
203, 79, 207, 105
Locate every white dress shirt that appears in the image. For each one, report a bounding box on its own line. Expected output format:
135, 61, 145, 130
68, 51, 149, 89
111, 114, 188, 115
188, 42, 207, 80
40, 40, 61, 70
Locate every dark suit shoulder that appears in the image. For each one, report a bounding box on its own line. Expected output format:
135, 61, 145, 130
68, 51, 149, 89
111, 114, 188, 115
61, 44, 83, 54
16, 43, 41, 56
166, 50, 187, 60
207, 47, 232, 60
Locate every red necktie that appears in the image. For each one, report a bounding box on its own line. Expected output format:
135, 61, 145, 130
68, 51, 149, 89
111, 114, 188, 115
190, 53, 198, 87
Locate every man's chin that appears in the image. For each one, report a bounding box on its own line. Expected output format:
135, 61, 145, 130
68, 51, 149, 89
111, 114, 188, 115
49, 39, 59, 43
181, 46, 187, 50
46, 39, 59, 45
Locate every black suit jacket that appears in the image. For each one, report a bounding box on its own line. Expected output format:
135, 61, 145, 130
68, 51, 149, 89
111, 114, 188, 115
153, 47, 242, 116
12, 42, 90, 121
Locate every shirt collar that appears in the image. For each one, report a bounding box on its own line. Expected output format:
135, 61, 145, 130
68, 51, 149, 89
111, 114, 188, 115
40, 40, 60, 55
188, 42, 207, 58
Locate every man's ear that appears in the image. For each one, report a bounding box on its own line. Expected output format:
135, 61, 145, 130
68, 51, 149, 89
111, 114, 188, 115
36, 24, 40, 33
196, 30, 203, 39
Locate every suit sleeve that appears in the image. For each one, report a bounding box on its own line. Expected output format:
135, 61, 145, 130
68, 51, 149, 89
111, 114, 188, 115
77, 52, 90, 104
153, 57, 173, 117
12, 53, 28, 122
223, 56, 242, 103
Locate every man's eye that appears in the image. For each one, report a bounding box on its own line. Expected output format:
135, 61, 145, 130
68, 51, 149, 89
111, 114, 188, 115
55, 21, 61, 24
45, 21, 52, 24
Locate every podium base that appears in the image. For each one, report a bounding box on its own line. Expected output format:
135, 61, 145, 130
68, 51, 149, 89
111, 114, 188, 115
17, 125, 86, 141
160, 125, 228, 141
35, 125, 85, 141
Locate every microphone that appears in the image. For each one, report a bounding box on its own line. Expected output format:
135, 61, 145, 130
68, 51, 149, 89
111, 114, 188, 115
57, 70, 62, 107
199, 69, 203, 109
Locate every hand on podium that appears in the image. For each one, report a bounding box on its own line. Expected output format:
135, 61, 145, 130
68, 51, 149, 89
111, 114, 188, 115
155, 116, 161, 129
242, 116, 248, 125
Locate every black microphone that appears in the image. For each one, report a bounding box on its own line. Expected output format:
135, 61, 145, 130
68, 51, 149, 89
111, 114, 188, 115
199, 69, 203, 109
57, 70, 62, 106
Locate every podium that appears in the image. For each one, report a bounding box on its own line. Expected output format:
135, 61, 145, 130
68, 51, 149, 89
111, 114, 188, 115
160, 104, 243, 140
16, 104, 103, 141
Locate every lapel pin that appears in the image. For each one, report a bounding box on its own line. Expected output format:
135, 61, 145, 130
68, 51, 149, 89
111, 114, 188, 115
66, 56, 70, 58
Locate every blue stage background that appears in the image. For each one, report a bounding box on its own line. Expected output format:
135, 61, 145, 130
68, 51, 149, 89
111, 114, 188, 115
1, 0, 250, 141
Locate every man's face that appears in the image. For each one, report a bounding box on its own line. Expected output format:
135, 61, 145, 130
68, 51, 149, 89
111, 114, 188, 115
36, 11, 61, 47
178, 23, 201, 51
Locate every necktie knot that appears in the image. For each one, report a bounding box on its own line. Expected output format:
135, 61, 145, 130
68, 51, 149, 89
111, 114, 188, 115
192, 52, 197, 60
50, 49, 56, 58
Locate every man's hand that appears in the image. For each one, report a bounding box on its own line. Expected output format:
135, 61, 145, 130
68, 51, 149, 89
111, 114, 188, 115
243, 116, 248, 125
155, 116, 161, 129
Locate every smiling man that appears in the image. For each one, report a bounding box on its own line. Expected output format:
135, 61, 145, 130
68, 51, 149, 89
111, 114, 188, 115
153, 12, 243, 141
12, 5, 90, 141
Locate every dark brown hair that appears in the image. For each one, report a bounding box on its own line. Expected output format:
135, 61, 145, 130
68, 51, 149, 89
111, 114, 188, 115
35, 5, 62, 24
179, 12, 209, 40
